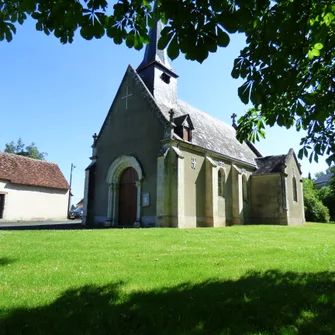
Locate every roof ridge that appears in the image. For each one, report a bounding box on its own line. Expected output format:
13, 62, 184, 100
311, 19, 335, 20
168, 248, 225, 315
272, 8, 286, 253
0, 152, 69, 190
255, 154, 286, 160
0, 151, 54, 164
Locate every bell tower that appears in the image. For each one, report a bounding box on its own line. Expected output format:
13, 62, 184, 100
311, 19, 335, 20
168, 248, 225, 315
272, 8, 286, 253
136, 21, 178, 104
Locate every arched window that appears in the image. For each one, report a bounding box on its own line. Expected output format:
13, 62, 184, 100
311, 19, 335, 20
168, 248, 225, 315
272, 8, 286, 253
218, 169, 225, 197
293, 176, 298, 202
242, 175, 248, 203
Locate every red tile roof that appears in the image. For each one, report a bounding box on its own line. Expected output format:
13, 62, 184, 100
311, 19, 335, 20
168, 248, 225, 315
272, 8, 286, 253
0, 152, 69, 190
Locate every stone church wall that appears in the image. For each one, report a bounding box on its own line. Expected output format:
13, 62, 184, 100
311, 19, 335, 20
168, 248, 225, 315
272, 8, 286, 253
285, 156, 305, 225
182, 149, 206, 227
250, 174, 285, 225
230, 166, 254, 225
217, 162, 232, 226
177, 147, 256, 228
91, 71, 164, 225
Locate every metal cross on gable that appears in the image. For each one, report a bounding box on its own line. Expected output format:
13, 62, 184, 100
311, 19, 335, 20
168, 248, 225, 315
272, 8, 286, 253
121, 85, 133, 110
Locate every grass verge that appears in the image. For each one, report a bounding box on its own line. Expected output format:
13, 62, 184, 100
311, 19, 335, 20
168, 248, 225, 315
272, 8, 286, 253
0, 223, 334, 334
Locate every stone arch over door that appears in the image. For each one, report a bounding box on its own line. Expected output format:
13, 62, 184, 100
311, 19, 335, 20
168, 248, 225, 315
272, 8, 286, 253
106, 155, 143, 227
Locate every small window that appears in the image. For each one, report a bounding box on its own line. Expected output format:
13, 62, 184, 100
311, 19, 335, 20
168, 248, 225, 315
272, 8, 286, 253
175, 126, 183, 139
218, 169, 225, 197
173, 115, 194, 143
161, 72, 171, 84
293, 176, 298, 202
242, 175, 248, 203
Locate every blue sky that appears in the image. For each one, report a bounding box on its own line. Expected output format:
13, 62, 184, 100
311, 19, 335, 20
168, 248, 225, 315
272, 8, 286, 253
1, 20, 329, 206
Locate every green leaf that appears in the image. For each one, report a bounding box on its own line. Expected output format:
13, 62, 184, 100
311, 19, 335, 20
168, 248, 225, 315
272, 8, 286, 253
311, 48, 320, 57
80, 25, 94, 40
217, 27, 230, 47
36, 21, 43, 31
113, 34, 122, 44
126, 32, 134, 48
7, 22, 16, 34
142, 33, 150, 45
210, 0, 222, 11
106, 25, 117, 38
147, 15, 154, 28
308, 49, 314, 59
93, 22, 104, 39
167, 34, 179, 60
218, 13, 238, 34
17, 13, 27, 25
238, 81, 251, 104
231, 58, 241, 79
231, 68, 239, 79
5, 27, 13, 42
158, 29, 173, 50
133, 33, 143, 50
314, 43, 323, 50
324, 12, 334, 25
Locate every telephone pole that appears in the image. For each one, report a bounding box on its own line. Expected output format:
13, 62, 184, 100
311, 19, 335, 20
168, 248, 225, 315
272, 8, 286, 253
67, 163, 76, 215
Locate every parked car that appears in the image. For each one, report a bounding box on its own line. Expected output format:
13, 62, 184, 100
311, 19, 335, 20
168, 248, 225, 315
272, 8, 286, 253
68, 208, 83, 220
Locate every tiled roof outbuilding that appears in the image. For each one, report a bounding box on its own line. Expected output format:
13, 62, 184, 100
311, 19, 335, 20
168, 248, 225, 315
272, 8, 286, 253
0, 152, 69, 190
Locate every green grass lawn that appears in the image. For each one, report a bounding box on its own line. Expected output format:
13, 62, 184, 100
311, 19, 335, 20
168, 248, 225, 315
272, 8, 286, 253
0, 223, 334, 335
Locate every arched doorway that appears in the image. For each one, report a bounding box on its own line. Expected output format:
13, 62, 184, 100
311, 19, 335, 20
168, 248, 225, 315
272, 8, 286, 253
106, 155, 143, 227
118, 167, 139, 226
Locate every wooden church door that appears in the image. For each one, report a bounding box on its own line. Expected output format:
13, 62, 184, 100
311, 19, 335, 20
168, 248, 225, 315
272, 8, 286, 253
118, 167, 138, 226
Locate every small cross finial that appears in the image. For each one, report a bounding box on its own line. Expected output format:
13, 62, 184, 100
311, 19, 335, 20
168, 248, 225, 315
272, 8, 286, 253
169, 109, 175, 122
231, 113, 237, 127
92, 133, 98, 144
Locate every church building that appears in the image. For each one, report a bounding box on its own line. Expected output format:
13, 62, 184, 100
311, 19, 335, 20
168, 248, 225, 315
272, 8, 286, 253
83, 22, 305, 228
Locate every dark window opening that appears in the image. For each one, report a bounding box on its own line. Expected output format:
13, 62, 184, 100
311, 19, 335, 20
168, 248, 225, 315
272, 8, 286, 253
242, 175, 248, 203
0, 194, 5, 219
218, 170, 225, 197
173, 114, 194, 142
161, 72, 171, 84
293, 176, 298, 202
175, 126, 183, 139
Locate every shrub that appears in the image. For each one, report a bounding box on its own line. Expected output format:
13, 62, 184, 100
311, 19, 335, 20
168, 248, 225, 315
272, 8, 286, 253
318, 186, 335, 221
303, 179, 330, 223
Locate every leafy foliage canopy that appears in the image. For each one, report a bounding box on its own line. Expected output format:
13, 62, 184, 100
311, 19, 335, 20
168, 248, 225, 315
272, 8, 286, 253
1, 0, 334, 163
4, 138, 47, 160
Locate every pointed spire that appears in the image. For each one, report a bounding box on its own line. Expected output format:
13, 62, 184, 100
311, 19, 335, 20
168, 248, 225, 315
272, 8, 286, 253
137, 21, 172, 72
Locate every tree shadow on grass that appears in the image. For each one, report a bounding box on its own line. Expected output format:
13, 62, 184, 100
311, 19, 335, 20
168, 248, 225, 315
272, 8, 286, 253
0, 258, 15, 266
1, 270, 334, 335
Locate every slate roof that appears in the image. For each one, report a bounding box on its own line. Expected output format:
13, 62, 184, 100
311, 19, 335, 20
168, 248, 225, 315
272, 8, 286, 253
314, 173, 333, 187
156, 99, 259, 166
0, 152, 69, 190
253, 155, 286, 175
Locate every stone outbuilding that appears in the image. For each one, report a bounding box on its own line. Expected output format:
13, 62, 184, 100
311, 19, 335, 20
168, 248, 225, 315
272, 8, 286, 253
0, 152, 69, 221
